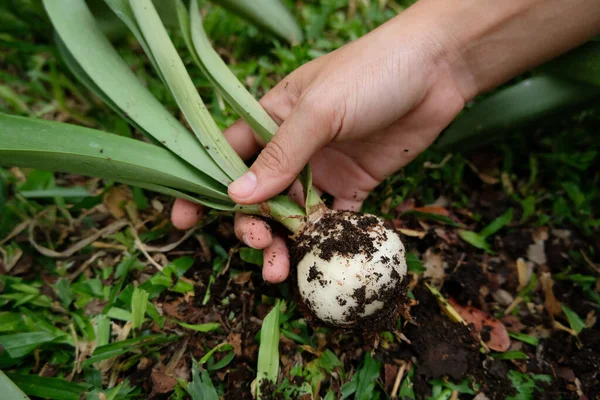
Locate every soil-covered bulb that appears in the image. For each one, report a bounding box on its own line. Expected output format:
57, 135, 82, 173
293, 210, 408, 328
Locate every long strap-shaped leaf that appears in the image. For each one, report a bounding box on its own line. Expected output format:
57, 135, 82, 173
43, 0, 230, 185
176, 0, 278, 144
436, 76, 600, 151
102, 0, 165, 84
130, 0, 247, 181
55, 34, 155, 145
219, 0, 303, 45
0, 113, 232, 204
183, 0, 323, 212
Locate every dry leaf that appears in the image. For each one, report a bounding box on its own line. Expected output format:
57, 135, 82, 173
516, 258, 533, 290
227, 332, 243, 356
103, 186, 131, 219
449, 298, 511, 352
527, 240, 546, 265
422, 248, 445, 285
396, 227, 426, 239
412, 206, 450, 216
540, 272, 562, 317
232, 271, 253, 285
151, 371, 177, 394
384, 364, 398, 391
492, 289, 514, 307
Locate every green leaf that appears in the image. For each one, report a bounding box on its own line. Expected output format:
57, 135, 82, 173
55, 278, 73, 307
429, 378, 476, 395
257, 300, 281, 399
0, 85, 28, 114
5, 374, 90, 400
207, 349, 234, 370
406, 252, 426, 273
0, 331, 58, 358
178, 322, 221, 332
132, 187, 149, 210
399, 367, 416, 399
0, 312, 24, 332
0, 113, 232, 205
491, 351, 529, 360
18, 186, 91, 198
188, 360, 218, 400
355, 352, 382, 400
297, 163, 324, 214
507, 370, 552, 400
130, 0, 246, 180
561, 305, 586, 334
0, 370, 30, 400
181, 0, 279, 144
219, 0, 303, 45
541, 41, 600, 86
44, 0, 230, 184
83, 334, 177, 367
480, 208, 513, 238
199, 343, 233, 365
239, 247, 263, 266
457, 230, 492, 253
400, 210, 462, 227
319, 349, 342, 373
508, 332, 540, 346
106, 307, 133, 322
131, 287, 149, 332
437, 76, 600, 151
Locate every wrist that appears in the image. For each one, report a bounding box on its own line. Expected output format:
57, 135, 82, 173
402, 0, 600, 102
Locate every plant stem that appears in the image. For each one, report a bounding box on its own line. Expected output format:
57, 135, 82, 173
235, 196, 306, 233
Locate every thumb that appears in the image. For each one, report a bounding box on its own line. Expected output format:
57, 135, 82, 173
228, 95, 336, 204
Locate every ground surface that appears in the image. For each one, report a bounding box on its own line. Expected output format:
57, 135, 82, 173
0, 1, 599, 400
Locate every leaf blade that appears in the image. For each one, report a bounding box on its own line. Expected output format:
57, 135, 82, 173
130, 0, 247, 180
43, 0, 230, 184
0, 113, 231, 203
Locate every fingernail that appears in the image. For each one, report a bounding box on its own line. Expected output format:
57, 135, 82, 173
242, 234, 251, 247
228, 171, 257, 199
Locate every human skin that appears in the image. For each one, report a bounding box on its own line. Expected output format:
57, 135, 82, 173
172, 0, 600, 283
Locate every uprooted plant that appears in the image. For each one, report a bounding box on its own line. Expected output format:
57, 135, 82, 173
0, 0, 409, 329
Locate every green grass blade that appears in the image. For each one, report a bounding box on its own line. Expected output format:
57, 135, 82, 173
0, 114, 231, 203
541, 41, 600, 86
5, 374, 91, 400
0, 371, 30, 400
43, 0, 230, 184
182, 0, 279, 143
0, 331, 58, 358
131, 287, 149, 333
18, 187, 92, 198
130, 0, 247, 181
479, 208, 513, 238
256, 300, 280, 399
218, 0, 303, 45
436, 76, 600, 151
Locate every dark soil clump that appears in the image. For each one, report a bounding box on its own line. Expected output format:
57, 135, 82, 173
405, 287, 480, 380
444, 262, 489, 307
541, 328, 600, 398
290, 210, 381, 265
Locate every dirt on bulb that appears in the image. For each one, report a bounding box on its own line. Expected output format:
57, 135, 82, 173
290, 210, 411, 331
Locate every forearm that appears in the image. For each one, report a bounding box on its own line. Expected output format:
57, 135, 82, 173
400, 0, 600, 101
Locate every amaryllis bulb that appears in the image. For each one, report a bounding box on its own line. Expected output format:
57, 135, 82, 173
293, 210, 408, 328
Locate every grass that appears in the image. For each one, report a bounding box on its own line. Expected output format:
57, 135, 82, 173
1, 1, 599, 399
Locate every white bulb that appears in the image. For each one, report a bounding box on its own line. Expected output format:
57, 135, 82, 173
295, 210, 407, 328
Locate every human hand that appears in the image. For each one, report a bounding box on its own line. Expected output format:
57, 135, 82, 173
172, 1, 468, 283
173, 0, 600, 283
